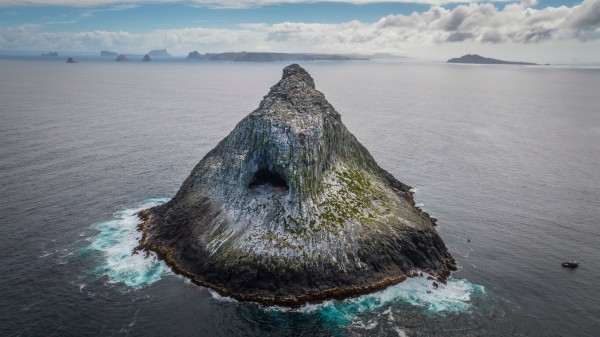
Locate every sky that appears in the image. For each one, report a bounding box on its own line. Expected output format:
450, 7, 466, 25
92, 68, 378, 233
1, 0, 599, 63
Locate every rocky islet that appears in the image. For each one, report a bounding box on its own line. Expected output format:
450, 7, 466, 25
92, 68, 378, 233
137, 64, 456, 306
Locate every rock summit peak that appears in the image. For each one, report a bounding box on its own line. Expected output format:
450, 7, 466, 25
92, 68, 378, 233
281, 63, 315, 87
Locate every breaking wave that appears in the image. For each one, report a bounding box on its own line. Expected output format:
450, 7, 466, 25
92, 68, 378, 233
301, 275, 484, 318
268, 273, 485, 322
86, 198, 169, 288
254, 274, 485, 332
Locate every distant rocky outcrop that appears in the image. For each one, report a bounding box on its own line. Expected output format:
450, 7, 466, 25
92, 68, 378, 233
186, 51, 364, 62
138, 64, 456, 306
187, 51, 204, 60
115, 54, 130, 62
101, 51, 119, 57
42, 52, 58, 57
343, 52, 405, 59
370, 52, 402, 58
148, 49, 170, 57
66, 57, 77, 63
142, 54, 151, 62
448, 54, 537, 65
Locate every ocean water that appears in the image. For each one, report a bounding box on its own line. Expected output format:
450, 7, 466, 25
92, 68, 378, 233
0, 59, 599, 336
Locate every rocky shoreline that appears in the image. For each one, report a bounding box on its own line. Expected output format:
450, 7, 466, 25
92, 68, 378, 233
137, 209, 456, 306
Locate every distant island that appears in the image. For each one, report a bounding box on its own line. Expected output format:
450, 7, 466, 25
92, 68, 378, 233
142, 54, 151, 62
115, 54, 130, 62
187, 51, 367, 62
448, 54, 537, 65
66, 57, 77, 63
101, 51, 118, 57
42, 52, 58, 57
148, 49, 170, 57
344, 52, 410, 59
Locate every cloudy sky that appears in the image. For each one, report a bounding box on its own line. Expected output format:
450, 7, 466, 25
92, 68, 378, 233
1, 0, 599, 63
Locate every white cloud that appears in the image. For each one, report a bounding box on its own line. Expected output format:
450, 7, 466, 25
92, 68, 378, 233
567, 0, 600, 30
1, 0, 599, 63
0, 25, 262, 53
263, 0, 600, 47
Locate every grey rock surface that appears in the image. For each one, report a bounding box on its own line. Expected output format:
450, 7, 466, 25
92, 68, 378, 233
139, 64, 456, 306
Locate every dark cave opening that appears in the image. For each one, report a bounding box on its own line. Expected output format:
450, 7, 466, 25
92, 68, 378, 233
249, 168, 289, 191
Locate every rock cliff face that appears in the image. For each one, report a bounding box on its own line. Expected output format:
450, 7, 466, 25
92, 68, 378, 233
138, 64, 456, 306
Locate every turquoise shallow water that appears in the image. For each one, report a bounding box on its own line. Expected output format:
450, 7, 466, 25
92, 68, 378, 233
1, 59, 599, 336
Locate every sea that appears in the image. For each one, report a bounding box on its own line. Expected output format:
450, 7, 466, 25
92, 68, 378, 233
1, 57, 599, 336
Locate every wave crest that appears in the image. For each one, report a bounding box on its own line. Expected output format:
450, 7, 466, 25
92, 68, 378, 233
87, 198, 169, 288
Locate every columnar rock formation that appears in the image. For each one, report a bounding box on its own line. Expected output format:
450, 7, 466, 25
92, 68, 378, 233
138, 64, 456, 306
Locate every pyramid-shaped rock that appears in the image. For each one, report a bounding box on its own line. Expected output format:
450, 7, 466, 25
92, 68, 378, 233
138, 64, 456, 306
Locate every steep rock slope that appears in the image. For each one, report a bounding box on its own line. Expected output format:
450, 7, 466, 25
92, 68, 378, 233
138, 64, 456, 306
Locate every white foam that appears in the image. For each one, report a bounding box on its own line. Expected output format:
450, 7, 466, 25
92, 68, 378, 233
394, 326, 408, 337
260, 273, 484, 327
350, 317, 378, 330
208, 289, 238, 303
87, 198, 169, 288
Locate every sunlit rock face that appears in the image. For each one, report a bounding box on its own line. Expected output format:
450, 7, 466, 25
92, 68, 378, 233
138, 64, 456, 306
